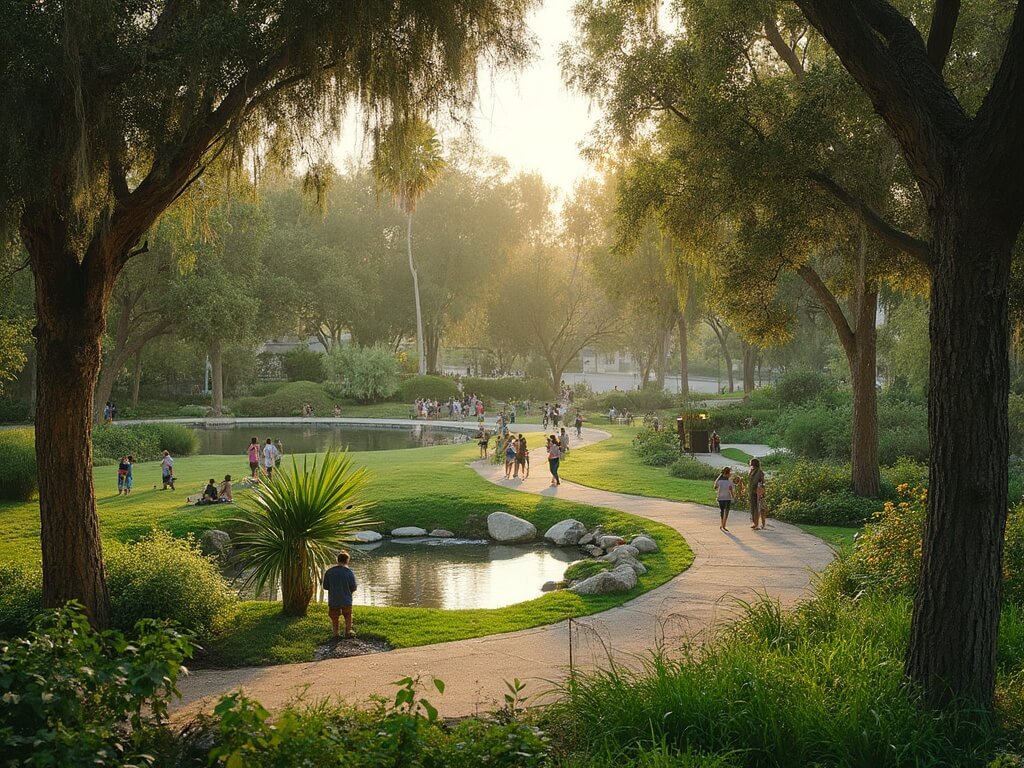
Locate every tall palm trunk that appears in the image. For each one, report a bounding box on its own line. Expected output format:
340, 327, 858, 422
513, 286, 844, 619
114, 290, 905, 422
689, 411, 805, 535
407, 213, 426, 376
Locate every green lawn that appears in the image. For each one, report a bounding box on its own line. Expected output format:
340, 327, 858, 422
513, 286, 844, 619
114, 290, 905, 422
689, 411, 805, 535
720, 447, 753, 463
3, 437, 693, 666
559, 426, 716, 506
796, 524, 860, 548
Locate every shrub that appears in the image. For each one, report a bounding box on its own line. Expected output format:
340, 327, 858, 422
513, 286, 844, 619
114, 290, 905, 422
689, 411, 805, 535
92, 423, 199, 463
0, 563, 42, 636
178, 404, 209, 418
668, 455, 720, 480
461, 376, 555, 403
632, 428, 680, 467
325, 346, 401, 403
396, 374, 459, 403
150, 422, 200, 456
281, 348, 327, 383
765, 459, 852, 507
0, 428, 36, 500
0, 396, 31, 423
782, 407, 848, 459
772, 490, 881, 526
0, 604, 192, 768
1006, 507, 1024, 606
775, 369, 838, 406
233, 380, 334, 417
602, 388, 674, 413
105, 531, 236, 641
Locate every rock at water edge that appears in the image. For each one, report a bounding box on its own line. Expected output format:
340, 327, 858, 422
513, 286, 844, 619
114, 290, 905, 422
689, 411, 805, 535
391, 526, 428, 537
429, 529, 455, 538
545, 519, 587, 546
353, 531, 383, 543
487, 511, 537, 543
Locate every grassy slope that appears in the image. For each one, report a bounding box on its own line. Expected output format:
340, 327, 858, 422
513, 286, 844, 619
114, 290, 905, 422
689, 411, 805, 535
720, 447, 753, 463
558, 426, 716, 506
2, 437, 693, 666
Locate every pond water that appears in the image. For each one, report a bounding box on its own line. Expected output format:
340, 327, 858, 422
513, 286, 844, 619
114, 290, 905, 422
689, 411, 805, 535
193, 423, 466, 455
242, 538, 581, 610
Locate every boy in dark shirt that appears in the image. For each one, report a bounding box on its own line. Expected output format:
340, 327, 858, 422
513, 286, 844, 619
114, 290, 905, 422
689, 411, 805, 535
322, 551, 358, 638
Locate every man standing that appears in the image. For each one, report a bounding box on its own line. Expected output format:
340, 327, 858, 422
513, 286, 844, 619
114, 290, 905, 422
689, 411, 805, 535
263, 437, 278, 480
160, 450, 175, 490
322, 551, 358, 638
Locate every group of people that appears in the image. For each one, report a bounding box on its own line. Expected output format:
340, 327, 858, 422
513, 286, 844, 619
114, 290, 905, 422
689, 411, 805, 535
102, 400, 118, 423
607, 406, 635, 425
194, 475, 234, 505
713, 458, 767, 532
247, 437, 284, 480
413, 394, 488, 421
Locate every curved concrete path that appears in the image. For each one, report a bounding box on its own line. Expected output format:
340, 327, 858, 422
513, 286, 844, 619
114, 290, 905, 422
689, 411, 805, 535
172, 426, 833, 719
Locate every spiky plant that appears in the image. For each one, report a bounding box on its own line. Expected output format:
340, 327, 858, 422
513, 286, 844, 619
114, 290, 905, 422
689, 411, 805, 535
233, 452, 378, 616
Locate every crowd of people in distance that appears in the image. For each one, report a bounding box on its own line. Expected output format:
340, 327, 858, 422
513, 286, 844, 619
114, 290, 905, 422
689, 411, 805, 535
412, 393, 490, 421
606, 405, 635, 425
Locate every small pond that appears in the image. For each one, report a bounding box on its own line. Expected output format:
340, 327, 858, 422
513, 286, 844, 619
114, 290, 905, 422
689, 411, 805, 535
193, 423, 466, 455
242, 538, 581, 610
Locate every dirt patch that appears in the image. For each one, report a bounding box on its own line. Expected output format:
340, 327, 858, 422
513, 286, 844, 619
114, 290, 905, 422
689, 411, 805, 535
314, 635, 392, 660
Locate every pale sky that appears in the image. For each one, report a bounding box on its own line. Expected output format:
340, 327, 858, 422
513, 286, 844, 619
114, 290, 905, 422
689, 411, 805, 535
332, 0, 599, 198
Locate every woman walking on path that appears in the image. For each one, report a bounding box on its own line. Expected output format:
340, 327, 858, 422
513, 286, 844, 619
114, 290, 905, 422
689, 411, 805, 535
714, 467, 736, 532
546, 434, 562, 486
504, 435, 518, 479
748, 458, 766, 530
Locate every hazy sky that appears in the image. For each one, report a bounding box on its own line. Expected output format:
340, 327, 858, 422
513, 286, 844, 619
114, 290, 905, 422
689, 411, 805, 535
332, 0, 598, 198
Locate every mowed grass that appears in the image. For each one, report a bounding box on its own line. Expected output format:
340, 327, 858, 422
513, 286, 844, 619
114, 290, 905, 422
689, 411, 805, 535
559, 426, 716, 506
720, 447, 753, 463
796, 524, 860, 548
1, 436, 693, 666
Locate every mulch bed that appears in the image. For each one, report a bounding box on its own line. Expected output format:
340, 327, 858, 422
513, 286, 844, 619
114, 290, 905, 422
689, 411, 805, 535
314, 635, 392, 660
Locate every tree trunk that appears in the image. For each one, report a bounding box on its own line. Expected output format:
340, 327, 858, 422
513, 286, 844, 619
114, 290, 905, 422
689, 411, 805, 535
28, 238, 112, 628
849, 287, 880, 498
742, 343, 757, 395
424, 323, 442, 374
280, 553, 314, 617
407, 214, 426, 376
131, 354, 142, 409
210, 340, 224, 416
678, 314, 689, 398
654, 325, 670, 389
906, 203, 1011, 707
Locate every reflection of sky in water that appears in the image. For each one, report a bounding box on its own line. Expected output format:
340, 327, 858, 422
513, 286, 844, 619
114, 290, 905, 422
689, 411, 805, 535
297, 539, 579, 610
194, 424, 467, 456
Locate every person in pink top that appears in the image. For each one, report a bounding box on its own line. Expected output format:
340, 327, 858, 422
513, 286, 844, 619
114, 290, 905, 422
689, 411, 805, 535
247, 437, 260, 479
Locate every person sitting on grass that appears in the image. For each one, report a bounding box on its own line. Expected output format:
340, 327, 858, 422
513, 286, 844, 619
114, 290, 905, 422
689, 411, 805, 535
217, 474, 234, 502
201, 478, 219, 504
322, 551, 357, 639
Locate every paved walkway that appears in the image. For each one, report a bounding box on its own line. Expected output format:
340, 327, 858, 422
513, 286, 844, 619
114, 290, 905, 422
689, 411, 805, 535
171, 427, 833, 719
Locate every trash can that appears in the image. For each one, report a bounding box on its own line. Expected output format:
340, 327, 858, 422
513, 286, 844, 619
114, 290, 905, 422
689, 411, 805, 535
688, 428, 710, 454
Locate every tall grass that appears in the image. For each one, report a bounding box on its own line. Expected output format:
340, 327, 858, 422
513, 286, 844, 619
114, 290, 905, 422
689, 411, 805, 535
545, 593, 1016, 766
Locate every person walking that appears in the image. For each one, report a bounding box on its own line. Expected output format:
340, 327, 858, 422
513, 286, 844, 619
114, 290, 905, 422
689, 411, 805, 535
263, 438, 278, 480
117, 456, 129, 495
274, 439, 284, 470
247, 437, 260, 480
322, 551, 358, 638
123, 455, 134, 496
714, 467, 736, 532
514, 433, 528, 479
574, 410, 583, 439
477, 427, 490, 459
504, 435, 517, 479
559, 426, 570, 456
546, 434, 562, 486
160, 450, 175, 490
748, 458, 767, 530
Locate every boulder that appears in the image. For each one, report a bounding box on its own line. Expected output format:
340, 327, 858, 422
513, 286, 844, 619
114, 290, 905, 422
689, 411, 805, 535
584, 545, 605, 558
486, 511, 537, 543
598, 535, 625, 550
541, 580, 559, 592
391, 526, 428, 537
569, 564, 638, 595
609, 544, 640, 559
578, 532, 595, 546
544, 519, 587, 547
429, 529, 455, 538
200, 529, 232, 560
602, 547, 645, 573
353, 530, 383, 543
631, 535, 659, 554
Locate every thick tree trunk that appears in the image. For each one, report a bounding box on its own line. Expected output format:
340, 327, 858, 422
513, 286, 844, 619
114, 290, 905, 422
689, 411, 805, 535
906, 204, 1011, 706
407, 214, 426, 376
26, 229, 113, 628
678, 314, 689, 398
849, 289, 880, 498
210, 340, 224, 416
424, 323, 442, 374
654, 325, 670, 389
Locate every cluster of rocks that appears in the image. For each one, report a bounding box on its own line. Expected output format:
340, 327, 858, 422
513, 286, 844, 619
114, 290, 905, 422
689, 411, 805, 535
353, 528, 455, 542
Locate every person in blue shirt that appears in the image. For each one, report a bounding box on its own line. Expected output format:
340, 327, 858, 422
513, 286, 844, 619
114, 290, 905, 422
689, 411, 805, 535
322, 551, 358, 638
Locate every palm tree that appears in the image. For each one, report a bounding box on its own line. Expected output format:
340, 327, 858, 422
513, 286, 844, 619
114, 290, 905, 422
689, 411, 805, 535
372, 116, 445, 376
232, 452, 378, 616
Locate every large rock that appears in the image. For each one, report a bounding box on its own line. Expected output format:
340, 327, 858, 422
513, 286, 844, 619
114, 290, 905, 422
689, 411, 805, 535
545, 519, 587, 546
487, 511, 537, 543
353, 530, 383, 543
608, 544, 640, 559
602, 547, 646, 575
631, 535, 659, 554
200, 530, 232, 560
598, 535, 625, 551
429, 529, 455, 538
584, 545, 604, 558
391, 526, 428, 537
541, 580, 559, 592
578, 532, 596, 546
569, 564, 638, 595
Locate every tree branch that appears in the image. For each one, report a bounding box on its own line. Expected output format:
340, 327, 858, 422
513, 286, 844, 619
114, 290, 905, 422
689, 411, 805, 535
807, 171, 930, 263
764, 15, 805, 80
926, 0, 961, 71
797, 264, 856, 356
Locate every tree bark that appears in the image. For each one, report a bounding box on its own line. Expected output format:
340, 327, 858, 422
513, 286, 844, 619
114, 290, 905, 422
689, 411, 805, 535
742, 343, 757, 395
407, 214, 426, 376
210, 340, 224, 416
849, 289, 880, 498
131, 354, 142, 409
25, 214, 114, 628
424, 322, 442, 374
906, 195, 1011, 706
678, 314, 689, 398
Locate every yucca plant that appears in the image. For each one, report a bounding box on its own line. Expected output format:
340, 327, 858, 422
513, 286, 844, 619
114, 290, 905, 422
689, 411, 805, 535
232, 452, 379, 616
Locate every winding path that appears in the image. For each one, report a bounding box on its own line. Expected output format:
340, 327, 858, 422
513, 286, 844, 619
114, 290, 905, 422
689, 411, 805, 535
171, 425, 833, 719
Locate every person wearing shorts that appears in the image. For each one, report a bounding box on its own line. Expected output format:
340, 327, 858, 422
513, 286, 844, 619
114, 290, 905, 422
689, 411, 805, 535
247, 437, 260, 479
322, 551, 358, 638
714, 467, 736, 532
263, 438, 278, 480
514, 434, 527, 479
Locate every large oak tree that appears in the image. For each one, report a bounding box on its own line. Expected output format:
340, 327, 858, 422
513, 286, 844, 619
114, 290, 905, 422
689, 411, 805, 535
0, 0, 534, 627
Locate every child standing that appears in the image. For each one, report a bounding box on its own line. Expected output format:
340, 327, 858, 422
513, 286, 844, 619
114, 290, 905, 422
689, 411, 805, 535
714, 467, 736, 532
123, 455, 134, 496
322, 551, 358, 638
117, 456, 129, 495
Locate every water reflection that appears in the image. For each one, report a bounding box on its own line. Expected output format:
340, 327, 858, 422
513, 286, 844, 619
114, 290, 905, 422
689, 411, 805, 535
194, 424, 466, 455
240, 539, 581, 610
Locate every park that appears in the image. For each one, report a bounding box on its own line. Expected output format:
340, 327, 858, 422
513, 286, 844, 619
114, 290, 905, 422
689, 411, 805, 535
1, 1, 1023, 765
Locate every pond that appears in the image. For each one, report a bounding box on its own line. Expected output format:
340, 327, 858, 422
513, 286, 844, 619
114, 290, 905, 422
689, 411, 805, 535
193, 423, 467, 455
242, 538, 581, 610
